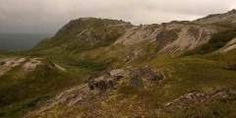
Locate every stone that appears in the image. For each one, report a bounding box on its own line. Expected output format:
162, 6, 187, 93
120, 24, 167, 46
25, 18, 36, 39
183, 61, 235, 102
110, 69, 126, 77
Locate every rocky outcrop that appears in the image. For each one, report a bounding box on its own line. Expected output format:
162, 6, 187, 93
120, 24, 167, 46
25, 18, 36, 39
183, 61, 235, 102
88, 67, 164, 91
195, 9, 236, 27
87, 69, 128, 91
0, 57, 66, 77
165, 89, 236, 110
0, 58, 26, 77
88, 76, 116, 92
22, 58, 42, 71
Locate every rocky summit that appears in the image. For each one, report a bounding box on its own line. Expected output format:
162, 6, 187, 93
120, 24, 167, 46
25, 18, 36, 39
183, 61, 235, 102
0, 10, 236, 118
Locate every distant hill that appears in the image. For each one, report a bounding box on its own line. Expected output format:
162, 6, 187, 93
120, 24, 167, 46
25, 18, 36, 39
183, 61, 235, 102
32, 10, 236, 59
0, 33, 51, 51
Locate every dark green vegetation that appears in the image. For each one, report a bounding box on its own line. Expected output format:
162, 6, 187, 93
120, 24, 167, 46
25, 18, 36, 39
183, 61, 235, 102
186, 29, 236, 55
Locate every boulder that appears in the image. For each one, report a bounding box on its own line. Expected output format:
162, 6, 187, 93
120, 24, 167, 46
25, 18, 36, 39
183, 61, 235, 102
0, 61, 5, 66
110, 69, 126, 77
88, 76, 116, 92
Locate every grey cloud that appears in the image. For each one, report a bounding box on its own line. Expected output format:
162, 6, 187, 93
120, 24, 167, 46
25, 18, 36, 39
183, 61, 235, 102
0, 0, 235, 34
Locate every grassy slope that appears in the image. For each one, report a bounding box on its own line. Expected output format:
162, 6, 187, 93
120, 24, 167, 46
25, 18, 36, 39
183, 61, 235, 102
1, 47, 235, 118
0, 56, 108, 118
26, 49, 236, 118
98, 50, 236, 117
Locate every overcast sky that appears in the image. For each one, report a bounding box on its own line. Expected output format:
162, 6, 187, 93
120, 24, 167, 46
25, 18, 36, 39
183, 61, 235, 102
0, 0, 235, 34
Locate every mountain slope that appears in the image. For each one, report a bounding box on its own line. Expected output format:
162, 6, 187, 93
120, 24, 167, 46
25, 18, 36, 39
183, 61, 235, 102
195, 9, 236, 27
34, 18, 132, 54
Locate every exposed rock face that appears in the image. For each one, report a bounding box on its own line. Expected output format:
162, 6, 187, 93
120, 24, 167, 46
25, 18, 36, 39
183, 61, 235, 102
114, 21, 217, 55
218, 38, 236, 53
114, 24, 160, 45
155, 27, 180, 49
159, 24, 216, 55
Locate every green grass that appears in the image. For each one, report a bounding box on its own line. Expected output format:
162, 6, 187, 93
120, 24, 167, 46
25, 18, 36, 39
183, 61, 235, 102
171, 100, 236, 118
